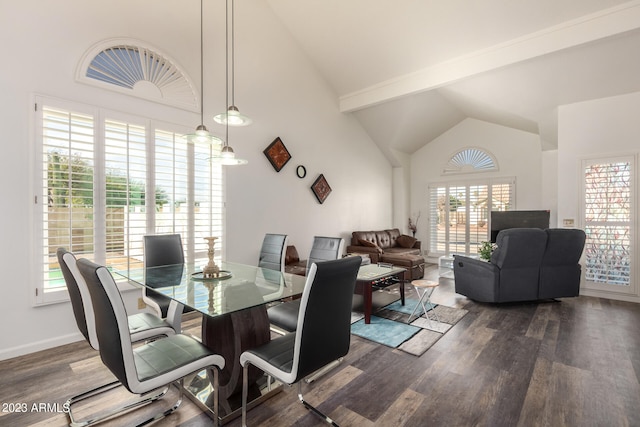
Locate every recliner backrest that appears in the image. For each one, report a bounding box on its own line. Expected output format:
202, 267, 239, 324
258, 234, 288, 272
491, 228, 548, 269
291, 256, 361, 383
541, 228, 586, 266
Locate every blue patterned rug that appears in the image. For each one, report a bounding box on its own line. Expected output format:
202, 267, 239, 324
351, 298, 468, 356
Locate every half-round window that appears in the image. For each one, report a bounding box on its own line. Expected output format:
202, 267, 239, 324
76, 38, 198, 112
443, 147, 498, 175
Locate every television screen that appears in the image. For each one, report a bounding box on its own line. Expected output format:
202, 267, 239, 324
490, 210, 550, 242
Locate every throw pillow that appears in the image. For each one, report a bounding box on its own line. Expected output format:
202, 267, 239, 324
359, 238, 383, 254
396, 234, 417, 248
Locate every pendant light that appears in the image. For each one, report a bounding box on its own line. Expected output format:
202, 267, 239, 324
214, 0, 247, 165
185, 0, 222, 147
213, 0, 252, 126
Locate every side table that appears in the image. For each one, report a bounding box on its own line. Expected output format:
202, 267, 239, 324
408, 279, 440, 326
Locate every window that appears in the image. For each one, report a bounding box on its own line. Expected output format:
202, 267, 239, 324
35, 97, 223, 305
428, 178, 514, 256
77, 41, 198, 112
582, 157, 634, 291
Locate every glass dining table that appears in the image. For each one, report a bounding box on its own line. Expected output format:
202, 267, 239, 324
116, 260, 308, 424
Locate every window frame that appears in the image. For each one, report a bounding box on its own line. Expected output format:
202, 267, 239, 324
32, 95, 224, 306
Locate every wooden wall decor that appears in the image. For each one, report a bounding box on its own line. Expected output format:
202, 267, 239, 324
263, 137, 291, 172
311, 174, 331, 204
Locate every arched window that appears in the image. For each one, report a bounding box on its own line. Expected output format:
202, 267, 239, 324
76, 38, 198, 112
443, 147, 498, 175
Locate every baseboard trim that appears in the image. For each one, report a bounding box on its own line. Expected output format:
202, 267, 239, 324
580, 288, 640, 304
0, 332, 83, 362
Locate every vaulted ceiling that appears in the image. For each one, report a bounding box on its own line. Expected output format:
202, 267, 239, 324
267, 0, 640, 165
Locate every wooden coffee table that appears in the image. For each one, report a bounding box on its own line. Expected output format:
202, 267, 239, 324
354, 263, 406, 324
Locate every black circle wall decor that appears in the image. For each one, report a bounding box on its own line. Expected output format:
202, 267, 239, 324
296, 165, 307, 179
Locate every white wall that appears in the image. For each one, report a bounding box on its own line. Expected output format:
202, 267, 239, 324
558, 91, 640, 302
410, 118, 544, 249
0, 1, 391, 360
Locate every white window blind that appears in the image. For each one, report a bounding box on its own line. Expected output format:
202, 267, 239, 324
428, 178, 514, 256
583, 158, 633, 288
35, 97, 224, 305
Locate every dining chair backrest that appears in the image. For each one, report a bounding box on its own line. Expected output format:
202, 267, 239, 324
142, 234, 185, 319
292, 256, 361, 382
306, 236, 344, 270
57, 248, 100, 350
258, 233, 288, 272
143, 234, 184, 268
77, 258, 134, 389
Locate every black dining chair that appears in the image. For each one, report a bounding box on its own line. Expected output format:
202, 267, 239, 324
57, 248, 177, 427
240, 256, 361, 427
77, 258, 226, 427
143, 234, 189, 332
257, 233, 288, 272
267, 236, 344, 333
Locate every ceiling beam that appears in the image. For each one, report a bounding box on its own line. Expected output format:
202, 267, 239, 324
339, 0, 640, 113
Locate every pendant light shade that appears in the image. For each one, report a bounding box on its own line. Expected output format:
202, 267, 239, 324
185, 0, 222, 147
213, 106, 252, 126
219, 145, 248, 165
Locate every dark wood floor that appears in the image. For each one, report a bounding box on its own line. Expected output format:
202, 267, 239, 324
2, 265, 640, 426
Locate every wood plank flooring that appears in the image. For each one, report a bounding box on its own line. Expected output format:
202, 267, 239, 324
1, 265, 639, 426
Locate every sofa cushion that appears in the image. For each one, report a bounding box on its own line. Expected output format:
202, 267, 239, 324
375, 230, 393, 249
385, 229, 401, 247
359, 238, 383, 254
396, 234, 417, 248
352, 231, 377, 246
384, 247, 421, 256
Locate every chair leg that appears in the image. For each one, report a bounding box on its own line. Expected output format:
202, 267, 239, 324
407, 287, 428, 323
304, 357, 343, 384
67, 381, 169, 427
298, 382, 339, 426
242, 363, 249, 427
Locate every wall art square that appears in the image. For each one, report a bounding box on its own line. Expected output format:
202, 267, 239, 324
311, 174, 332, 204
263, 137, 291, 172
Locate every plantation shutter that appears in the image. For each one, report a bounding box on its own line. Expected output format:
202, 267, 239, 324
427, 178, 515, 257
40, 105, 95, 301
104, 118, 147, 271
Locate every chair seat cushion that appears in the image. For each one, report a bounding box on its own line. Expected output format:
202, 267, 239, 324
243, 333, 296, 374
128, 312, 175, 341
134, 334, 218, 382
267, 300, 301, 332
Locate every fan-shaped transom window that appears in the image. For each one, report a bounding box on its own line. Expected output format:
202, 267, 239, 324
443, 147, 498, 175
76, 39, 198, 112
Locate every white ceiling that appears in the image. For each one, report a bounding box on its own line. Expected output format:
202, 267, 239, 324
266, 0, 640, 164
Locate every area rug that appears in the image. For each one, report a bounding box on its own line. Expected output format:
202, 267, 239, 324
351, 298, 468, 356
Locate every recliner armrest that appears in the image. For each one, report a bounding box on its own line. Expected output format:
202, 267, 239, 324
453, 255, 500, 302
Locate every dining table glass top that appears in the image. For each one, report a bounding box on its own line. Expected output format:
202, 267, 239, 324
115, 261, 308, 318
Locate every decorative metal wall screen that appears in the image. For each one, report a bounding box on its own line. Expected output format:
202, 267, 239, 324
583, 161, 632, 286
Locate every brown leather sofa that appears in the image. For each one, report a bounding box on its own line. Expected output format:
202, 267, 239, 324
346, 228, 421, 264
346, 229, 425, 280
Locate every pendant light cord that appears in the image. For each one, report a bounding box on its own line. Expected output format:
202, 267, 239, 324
199, 0, 205, 126
224, 0, 230, 146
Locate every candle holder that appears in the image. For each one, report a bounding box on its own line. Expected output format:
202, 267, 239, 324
203, 236, 220, 278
